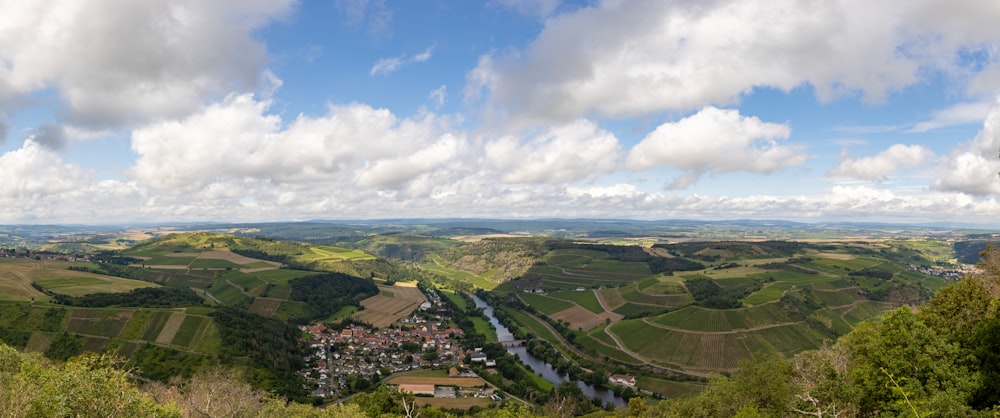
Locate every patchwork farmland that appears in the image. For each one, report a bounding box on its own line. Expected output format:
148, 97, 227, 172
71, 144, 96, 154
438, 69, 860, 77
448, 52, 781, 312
355, 283, 428, 327
470, 240, 947, 376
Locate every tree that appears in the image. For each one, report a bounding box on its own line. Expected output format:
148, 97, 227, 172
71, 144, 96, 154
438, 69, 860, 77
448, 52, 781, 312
917, 275, 995, 346
840, 307, 978, 416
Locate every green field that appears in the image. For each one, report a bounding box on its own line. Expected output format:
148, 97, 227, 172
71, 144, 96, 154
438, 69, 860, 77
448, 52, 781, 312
424, 255, 500, 290
549, 290, 604, 314
740, 281, 794, 305
189, 258, 244, 269
518, 293, 574, 315
469, 317, 498, 342
34, 277, 108, 288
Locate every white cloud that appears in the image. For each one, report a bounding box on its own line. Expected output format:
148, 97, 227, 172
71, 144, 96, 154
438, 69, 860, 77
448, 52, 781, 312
934, 97, 1000, 195
0, 0, 294, 127
626, 107, 805, 188
429, 85, 447, 107
828, 144, 935, 181
0, 139, 86, 198
470, 0, 1000, 125
129, 94, 469, 193
485, 119, 621, 183
413, 46, 434, 63
369, 46, 435, 76
910, 101, 994, 132
369, 57, 404, 76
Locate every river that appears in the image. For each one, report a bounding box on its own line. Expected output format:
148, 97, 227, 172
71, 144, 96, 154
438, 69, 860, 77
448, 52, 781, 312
469, 294, 627, 407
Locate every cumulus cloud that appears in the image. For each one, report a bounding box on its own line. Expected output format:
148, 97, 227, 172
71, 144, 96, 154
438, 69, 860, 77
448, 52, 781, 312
626, 107, 804, 188
129, 94, 469, 193
828, 144, 935, 181
485, 119, 621, 183
0, 139, 87, 199
0, 1, 293, 128
470, 0, 1000, 125
28, 124, 67, 151
934, 98, 1000, 195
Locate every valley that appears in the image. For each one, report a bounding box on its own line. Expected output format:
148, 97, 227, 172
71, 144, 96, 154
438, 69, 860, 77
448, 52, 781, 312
0, 220, 992, 414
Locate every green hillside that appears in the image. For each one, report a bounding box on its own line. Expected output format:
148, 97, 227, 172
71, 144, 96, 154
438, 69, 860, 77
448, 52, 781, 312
465, 239, 949, 389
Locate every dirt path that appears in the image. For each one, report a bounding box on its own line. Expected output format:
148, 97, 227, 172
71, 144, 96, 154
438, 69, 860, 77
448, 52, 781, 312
591, 290, 624, 322
640, 318, 804, 335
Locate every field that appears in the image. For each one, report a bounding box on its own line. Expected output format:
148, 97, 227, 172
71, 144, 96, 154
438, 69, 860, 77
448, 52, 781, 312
355, 283, 427, 327
136, 250, 282, 272
0, 258, 157, 301
486, 240, 948, 381
388, 375, 488, 387
424, 255, 500, 290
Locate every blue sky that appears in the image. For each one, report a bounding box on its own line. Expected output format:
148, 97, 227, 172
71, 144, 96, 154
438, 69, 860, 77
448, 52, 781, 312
2, 0, 1000, 224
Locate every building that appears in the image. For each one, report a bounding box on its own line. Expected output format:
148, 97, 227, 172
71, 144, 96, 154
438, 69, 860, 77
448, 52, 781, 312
398, 384, 435, 396
609, 374, 636, 387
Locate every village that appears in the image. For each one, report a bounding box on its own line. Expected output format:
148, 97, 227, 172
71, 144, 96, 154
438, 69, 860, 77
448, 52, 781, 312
299, 289, 502, 402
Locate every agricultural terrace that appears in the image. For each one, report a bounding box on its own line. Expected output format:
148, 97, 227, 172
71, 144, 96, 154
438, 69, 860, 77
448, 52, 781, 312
498, 241, 946, 375
0, 303, 221, 357
134, 250, 281, 272
423, 254, 500, 290
355, 283, 427, 328
516, 249, 652, 291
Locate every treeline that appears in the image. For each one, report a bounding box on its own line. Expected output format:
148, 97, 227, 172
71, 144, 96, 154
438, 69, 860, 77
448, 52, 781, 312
546, 241, 704, 274
287, 273, 378, 324
648, 256, 703, 274
68, 264, 147, 280
211, 307, 310, 402
684, 277, 752, 309
50, 287, 204, 308
848, 267, 894, 280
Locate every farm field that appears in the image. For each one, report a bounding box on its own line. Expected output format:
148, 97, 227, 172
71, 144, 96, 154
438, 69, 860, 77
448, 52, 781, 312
133, 250, 282, 272
356, 283, 427, 327
388, 375, 488, 387
423, 255, 500, 290
0, 258, 157, 301
488, 239, 948, 378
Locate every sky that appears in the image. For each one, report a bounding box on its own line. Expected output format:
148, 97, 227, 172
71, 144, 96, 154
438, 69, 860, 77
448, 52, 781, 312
3, 0, 1000, 225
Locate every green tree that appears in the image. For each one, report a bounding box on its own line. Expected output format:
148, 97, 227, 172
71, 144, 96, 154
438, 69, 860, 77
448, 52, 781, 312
840, 307, 978, 416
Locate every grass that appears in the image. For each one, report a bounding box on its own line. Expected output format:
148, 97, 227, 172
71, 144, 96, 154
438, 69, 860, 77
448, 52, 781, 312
518, 293, 574, 315
170, 315, 205, 348
33, 277, 107, 288
636, 376, 705, 398
439, 289, 468, 310
550, 290, 605, 314
741, 281, 794, 305
469, 317, 498, 342
0, 258, 156, 301
322, 305, 359, 322
424, 256, 500, 290
120, 310, 154, 340
208, 282, 249, 306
